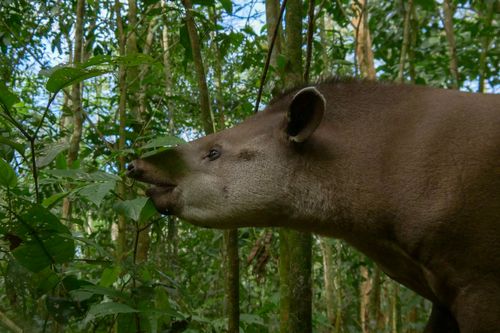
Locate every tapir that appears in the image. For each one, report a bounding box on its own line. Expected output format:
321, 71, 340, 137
127, 79, 500, 333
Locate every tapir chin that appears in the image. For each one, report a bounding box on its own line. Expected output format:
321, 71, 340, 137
127, 79, 500, 333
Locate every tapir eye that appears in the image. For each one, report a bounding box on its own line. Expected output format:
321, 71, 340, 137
206, 148, 221, 161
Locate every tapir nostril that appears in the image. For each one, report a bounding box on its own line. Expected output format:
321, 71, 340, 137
126, 161, 140, 177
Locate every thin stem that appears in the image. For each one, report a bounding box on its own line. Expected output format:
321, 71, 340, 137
254, 0, 288, 114
304, 0, 316, 83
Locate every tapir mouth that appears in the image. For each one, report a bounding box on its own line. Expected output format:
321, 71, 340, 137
145, 184, 176, 197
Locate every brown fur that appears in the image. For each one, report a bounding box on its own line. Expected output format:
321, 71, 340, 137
128, 80, 500, 332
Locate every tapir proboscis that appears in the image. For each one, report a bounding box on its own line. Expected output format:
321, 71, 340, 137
127, 79, 500, 333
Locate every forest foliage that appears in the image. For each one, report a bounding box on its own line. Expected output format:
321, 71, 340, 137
0, 0, 498, 332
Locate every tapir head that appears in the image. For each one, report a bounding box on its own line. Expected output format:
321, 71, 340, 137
127, 87, 326, 228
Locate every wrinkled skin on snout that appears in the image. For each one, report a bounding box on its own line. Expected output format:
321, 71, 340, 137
128, 87, 327, 230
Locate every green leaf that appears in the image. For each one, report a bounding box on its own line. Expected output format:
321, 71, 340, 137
87, 302, 138, 319
0, 158, 17, 188
11, 205, 74, 272
140, 135, 185, 150
71, 285, 125, 302
36, 142, 68, 168
0, 83, 20, 111
193, 0, 215, 6
113, 197, 154, 222
99, 266, 121, 287
81, 55, 114, 68
32, 267, 60, 295
0, 136, 25, 156
42, 192, 70, 208
44, 168, 88, 179
219, 0, 232, 13
46, 67, 110, 93
78, 180, 116, 206
140, 147, 171, 158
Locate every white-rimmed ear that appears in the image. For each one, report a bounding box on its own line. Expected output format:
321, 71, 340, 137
287, 86, 326, 143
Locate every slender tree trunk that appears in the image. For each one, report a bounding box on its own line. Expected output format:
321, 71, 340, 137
161, 0, 175, 133
283, 0, 303, 87
391, 282, 400, 333
370, 267, 385, 330
442, 0, 459, 89
161, 0, 178, 270
210, 7, 240, 332
265, 0, 284, 96
397, 0, 414, 83
352, 0, 376, 80
126, 0, 141, 123
181, 0, 215, 135
114, 0, 128, 258
352, 3, 379, 330
477, 1, 494, 93
134, 4, 159, 264
278, 1, 312, 332
359, 266, 372, 333
319, 11, 333, 79
265, 0, 282, 69
408, 4, 418, 84
62, 0, 85, 222
224, 229, 239, 333
319, 239, 338, 332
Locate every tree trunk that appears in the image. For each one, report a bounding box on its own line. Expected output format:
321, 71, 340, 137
265, 0, 282, 70
352, 0, 376, 80
161, 0, 178, 271
391, 282, 400, 333
442, 0, 459, 89
319, 239, 339, 332
181, 0, 215, 135
319, 10, 333, 79
210, 7, 240, 332
161, 0, 175, 133
408, 4, 418, 84
114, 0, 128, 258
62, 0, 85, 222
352, 3, 379, 330
397, 0, 414, 83
359, 266, 372, 333
477, 1, 494, 93
134, 3, 159, 264
278, 1, 312, 332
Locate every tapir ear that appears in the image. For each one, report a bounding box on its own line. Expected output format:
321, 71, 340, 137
287, 86, 326, 143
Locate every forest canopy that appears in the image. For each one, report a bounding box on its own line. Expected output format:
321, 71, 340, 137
0, 0, 498, 332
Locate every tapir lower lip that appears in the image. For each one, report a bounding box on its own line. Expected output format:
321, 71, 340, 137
145, 185, 176, 197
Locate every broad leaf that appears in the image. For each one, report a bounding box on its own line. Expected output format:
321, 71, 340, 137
78, 180, 116, 206
140, 135, 185, 149
0, 136, 25, 156
219, 0, 232, 14
87, 302, 138, 319
113, 197, 155, 222
36, 142, 68, 168
0, 83, 20, 111
11, 205, 74, 272
0, 158, 17, 188
46, 67, 110, 93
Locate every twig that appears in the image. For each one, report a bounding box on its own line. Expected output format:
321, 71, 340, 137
254, 0, 288, 114
0, 307, 22, 333
304, 0, 316, 83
